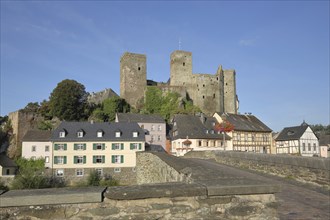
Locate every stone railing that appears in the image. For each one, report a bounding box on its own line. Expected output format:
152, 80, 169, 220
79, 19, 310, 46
0, 152, 281, 219
185, 151, 330, 188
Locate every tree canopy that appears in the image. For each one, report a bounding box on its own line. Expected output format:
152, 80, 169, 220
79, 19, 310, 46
90, 97, 130, 122
49, 79, 88, 121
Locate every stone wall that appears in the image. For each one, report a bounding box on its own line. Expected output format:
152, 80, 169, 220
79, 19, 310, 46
87, 88, 118, 105
185, 151, 330, 188
0, 152, 280, 219
1, 184, 279, 220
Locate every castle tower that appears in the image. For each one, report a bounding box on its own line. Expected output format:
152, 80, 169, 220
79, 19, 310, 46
170, 50, 192, 87
120, 52, 147, 108
223, 70, 238, 114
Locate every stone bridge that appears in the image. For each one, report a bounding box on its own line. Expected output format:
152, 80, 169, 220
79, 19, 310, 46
1, 151, 329, 219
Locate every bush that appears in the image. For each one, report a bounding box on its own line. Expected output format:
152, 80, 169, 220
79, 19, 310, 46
87, 170, 101, 186
0, 178, 9, 191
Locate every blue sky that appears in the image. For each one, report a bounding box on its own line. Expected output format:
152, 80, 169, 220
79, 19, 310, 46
1, 1, 329, 131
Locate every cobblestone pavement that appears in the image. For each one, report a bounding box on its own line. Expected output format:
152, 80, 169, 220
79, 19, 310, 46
187, 158, 330, 220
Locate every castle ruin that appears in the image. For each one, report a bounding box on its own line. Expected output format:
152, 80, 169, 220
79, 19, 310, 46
120, 50, 238, 115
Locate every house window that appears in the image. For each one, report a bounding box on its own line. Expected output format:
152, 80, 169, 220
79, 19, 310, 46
59, 132, 65, 138
198, 141, 202, 147
112, 155, 124, 164
93, 155, 105, 164
45, 145, 50, 152
151, 135, 154, 142
93, 143, 105, 150
308, 143, 311, 151
6, 169, 10, 175
97, 131, 103, 138
32, 145, 36, 152
151, 125, 155, 131
158, 125, 162, 131
112, 143, 123, 150
210, 130, 214, 134
77, 131, 84, 138
74, 143, 86, 150
313, 143, 316, 151
130, 143, 141, 150
56, 169, 64, 177
133, 132, 138, 137
55, 156, 67, 164
74, 156, 85, 164
114, 168, 121, 173
45, 156, 49, 163
55, 144, 67, 151
76, 169, 84, 176
302, 143, 306, 151
95, 168, 103, 176
115, 131, 121, 137
157, 135, 161, 141
212, 122, 215, 126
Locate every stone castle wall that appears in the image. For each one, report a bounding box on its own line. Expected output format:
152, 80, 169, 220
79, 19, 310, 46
87, 88, 118, 105
120, 50, 238, 115
8, 111, 42, 157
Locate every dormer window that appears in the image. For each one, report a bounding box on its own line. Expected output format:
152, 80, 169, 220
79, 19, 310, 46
77, 131, 84, 138
133, 131, 139, 138
205, 130, 209, 134
96, 131, 103, 137
210, 130, 214, 134
59, 132, 66, 138
115, 131, 121, 138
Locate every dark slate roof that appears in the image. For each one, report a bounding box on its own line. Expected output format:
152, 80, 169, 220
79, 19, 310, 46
172, 114, 231, 140
22, 130, 52, 142
0, 154, 17, 167
51, 121, 145, 142
275, 124, 309, 141
117, 113, 165, 123
219, 113, 272, 132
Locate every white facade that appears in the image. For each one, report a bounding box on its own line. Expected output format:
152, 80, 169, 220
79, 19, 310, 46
171, 138, 228, 157
22, 141, 52, 168
276, 127, 319, 157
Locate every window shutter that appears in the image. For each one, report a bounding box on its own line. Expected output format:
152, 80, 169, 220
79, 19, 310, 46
74, 144, 77, 150
54, 156, 58, 164
93, 143, 96, 150
102, 155, 105, 163
121, 155, 124, 164
54, 144, 58, 151
93, 156, 96, 164
121, 143, 124, 150
64, 156, 67, 164
111, 155, 115, 163
74, 156, 77, 164
64, 144, 67, 150
112, 144, 115, 150
83, 144, 86, 150
102, 143, 105, 150
139, 143, 142, 150
83, 156, 86, 164
130, 143, 133, 150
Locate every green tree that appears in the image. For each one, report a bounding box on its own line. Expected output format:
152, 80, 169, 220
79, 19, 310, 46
38, 120, 53, 130
49, 79, 88, 121
144, 87, 163, 114
87, 170, 101, 186
160, 92, 180, 121
39, 100, 52, 120
11, 158, 50, 189
103, 97, 130, 121
22, 102, 40, 113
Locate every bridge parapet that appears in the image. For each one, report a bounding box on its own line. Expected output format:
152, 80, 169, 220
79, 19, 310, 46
185, 151, 330, 189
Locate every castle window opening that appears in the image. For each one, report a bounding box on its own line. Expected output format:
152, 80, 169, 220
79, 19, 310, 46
138, 67, 141, 71
213, 94, 215, 99
202, 95, 205, 99
203, 84, 205, 87
217, 77, 219, 80
183, 62, 185, 66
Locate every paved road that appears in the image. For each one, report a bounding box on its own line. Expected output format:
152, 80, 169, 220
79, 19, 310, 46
186, 158, 330, 220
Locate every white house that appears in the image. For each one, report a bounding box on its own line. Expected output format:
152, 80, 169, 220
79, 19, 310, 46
22, 130, 52, 168
275, 121, 319, 157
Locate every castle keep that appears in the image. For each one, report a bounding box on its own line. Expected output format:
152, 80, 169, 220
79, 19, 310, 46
120, 50, 238, 115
